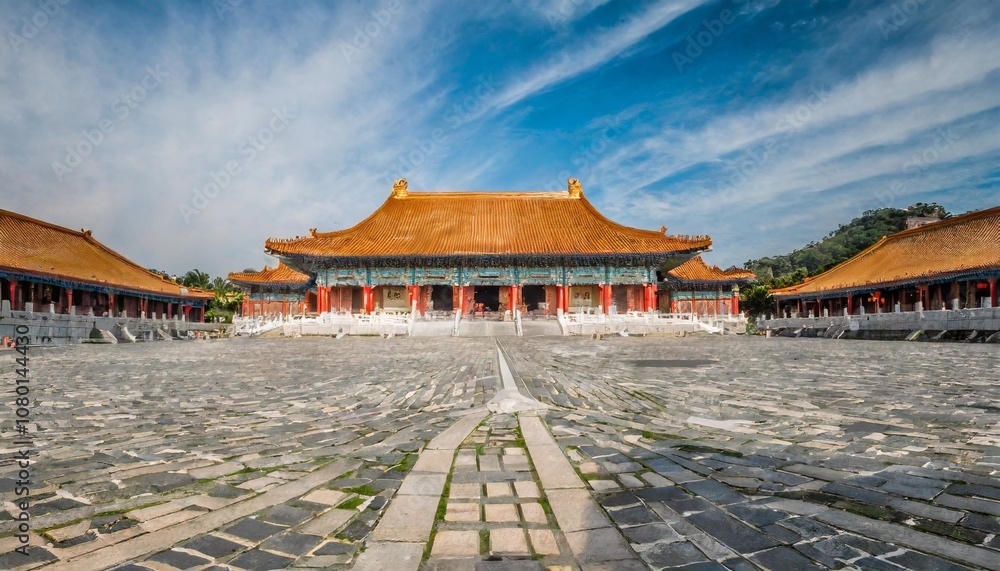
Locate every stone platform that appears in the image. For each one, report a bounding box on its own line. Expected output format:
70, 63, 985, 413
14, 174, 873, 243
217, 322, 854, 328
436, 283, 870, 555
1, 336, 998, 570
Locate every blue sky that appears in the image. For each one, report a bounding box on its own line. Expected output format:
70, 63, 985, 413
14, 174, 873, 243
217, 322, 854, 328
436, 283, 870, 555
2, 0, 998, 277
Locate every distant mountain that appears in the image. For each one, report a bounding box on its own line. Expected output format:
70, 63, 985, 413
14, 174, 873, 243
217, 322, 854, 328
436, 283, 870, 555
745, 203, 951, 288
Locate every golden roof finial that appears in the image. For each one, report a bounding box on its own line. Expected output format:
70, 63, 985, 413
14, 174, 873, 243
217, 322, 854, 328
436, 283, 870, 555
660, 226, 667, 234
392, 178, 408, 198
309, 228, 317, 237
567, 178, 582, 198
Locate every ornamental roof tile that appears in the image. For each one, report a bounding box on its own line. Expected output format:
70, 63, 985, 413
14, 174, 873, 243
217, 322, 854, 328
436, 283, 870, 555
265, 183, 711, 263
771, 205, 1000, 298
0, 209, 212, 300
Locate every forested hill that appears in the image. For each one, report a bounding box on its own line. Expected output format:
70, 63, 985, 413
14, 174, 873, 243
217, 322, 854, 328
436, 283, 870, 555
745, 203, 950, 288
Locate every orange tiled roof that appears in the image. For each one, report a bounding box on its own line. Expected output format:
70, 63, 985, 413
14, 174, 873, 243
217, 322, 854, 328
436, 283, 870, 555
0, 209, 212, 300
771, 205, 1000, 298
228, 263, 310, 287
668, 256, 756, 283
265, 182, 711, 264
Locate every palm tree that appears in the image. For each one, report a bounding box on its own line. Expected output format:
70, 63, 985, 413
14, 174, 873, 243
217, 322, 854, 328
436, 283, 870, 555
209, 277, 230, 293
181, 269, 211, 290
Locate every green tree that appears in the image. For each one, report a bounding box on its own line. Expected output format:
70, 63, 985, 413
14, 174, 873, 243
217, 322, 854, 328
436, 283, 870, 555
740, 284, 775, 334
209, 276, 230, 292
181, 269, 211, 290
745, 203, 951, 287
741, 285, 775, 317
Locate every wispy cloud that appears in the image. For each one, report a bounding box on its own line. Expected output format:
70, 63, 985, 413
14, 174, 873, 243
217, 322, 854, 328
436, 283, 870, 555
490, 0, 708, 110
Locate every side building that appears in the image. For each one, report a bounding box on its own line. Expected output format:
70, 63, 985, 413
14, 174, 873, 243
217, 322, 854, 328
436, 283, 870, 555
660, 257, 756, 315
1, 209, 212, 321
770, 206, 1000, 317
263, 179, 713, 315
228, 263, 313, 317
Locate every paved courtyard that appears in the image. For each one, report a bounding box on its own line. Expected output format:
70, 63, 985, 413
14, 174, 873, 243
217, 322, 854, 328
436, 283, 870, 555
1, 336, 999, 570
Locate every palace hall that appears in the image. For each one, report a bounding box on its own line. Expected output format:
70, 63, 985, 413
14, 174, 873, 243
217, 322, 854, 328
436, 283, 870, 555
1, 209, 212, 321
771, 206, 1000, 316
228, 263, 312, 317
262, 179, 714, 316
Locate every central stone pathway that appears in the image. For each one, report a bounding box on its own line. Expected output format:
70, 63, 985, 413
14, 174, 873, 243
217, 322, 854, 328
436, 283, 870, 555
424, 414, 575, 569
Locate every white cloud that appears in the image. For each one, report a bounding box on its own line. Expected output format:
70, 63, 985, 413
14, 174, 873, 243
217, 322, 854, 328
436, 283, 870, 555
490, 0, 709, 111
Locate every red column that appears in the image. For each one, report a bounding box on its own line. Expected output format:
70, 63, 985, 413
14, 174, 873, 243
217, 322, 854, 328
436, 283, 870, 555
282, 295, 288, 316
109, 293, 115, 316
556, 285, 565, 313
8, 279, 18, 311
846, 296, 853, 315
183, 306, 191, 320
65, 288, 74, 313
167, 301, 173, 319
408, 285, 420, 310
989, 278, 997, 308
364, 286, 374, 314
732, 293, 739, 315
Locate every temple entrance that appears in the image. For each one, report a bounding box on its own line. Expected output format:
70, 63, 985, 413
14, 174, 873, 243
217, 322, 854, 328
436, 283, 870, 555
473, 286, 500, 312
614, 286, 628, 313
351, 287, 363, 312
431, 285, 453, 311
522, 285, 545, 311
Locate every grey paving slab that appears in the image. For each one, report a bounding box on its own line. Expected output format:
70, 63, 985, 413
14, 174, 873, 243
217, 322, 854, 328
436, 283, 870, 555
147, 548, 212, 569
181, 535, 244, 558
545, 488, 613, 532
352, 541, 423, 571
225, 518, 287, 542
563, 527, 639, 564
815, 509, 1000, 570
229, 548, 295, 570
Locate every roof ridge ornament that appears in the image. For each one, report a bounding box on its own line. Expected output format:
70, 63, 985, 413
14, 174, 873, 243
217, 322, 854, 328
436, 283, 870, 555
392, 178, 408, 198
567, 178, 583, 198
